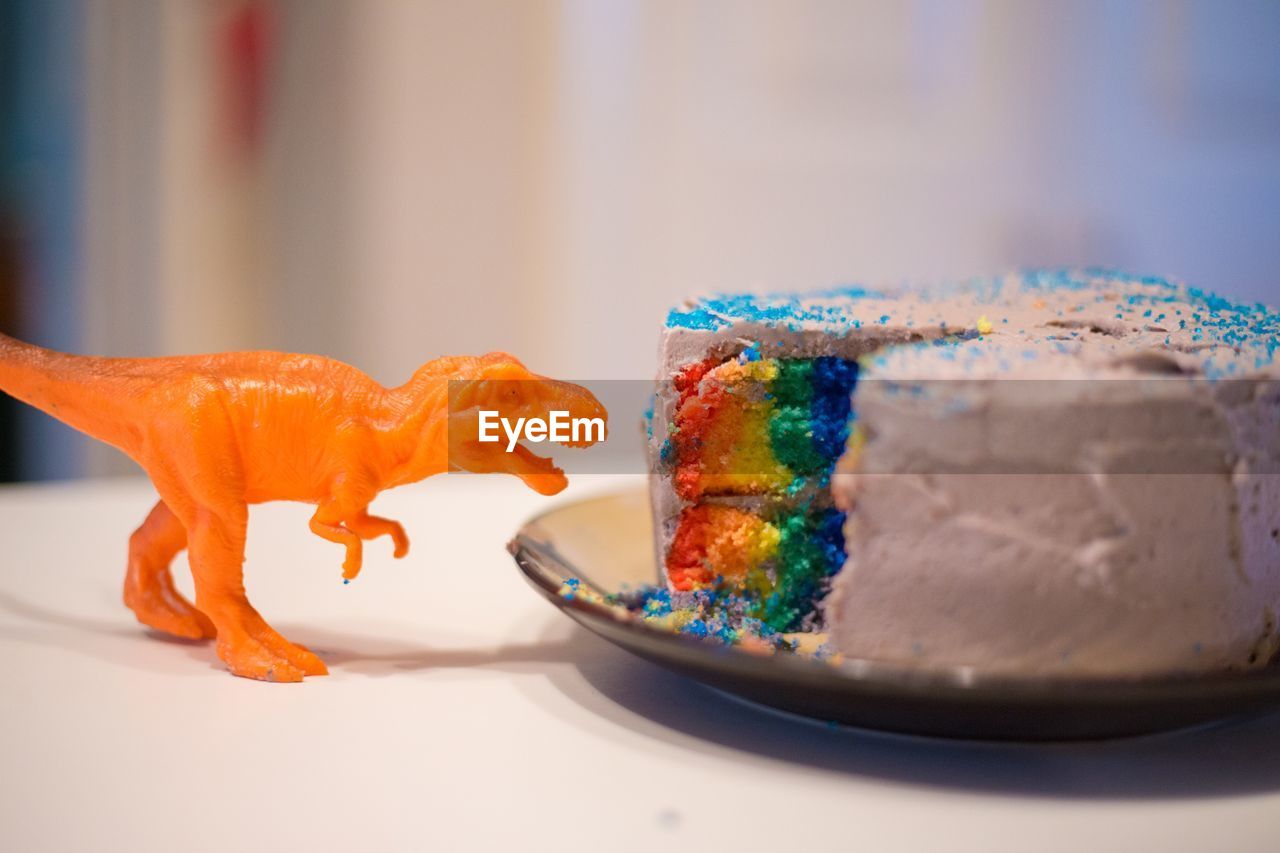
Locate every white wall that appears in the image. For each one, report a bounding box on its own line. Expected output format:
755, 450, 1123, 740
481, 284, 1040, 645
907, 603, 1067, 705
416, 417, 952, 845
266, 0, 1280, 384
67, 0, 1280, 477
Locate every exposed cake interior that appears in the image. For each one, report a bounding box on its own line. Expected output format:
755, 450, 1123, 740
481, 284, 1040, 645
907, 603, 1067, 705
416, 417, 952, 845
662, 350, 858, 631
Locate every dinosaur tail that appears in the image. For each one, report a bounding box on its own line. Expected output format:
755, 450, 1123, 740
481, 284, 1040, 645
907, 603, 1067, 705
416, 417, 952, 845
0, 332, 142, 455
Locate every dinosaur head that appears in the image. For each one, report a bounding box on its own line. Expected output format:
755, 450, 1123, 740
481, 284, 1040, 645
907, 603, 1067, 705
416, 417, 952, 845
447, 352, 608, 495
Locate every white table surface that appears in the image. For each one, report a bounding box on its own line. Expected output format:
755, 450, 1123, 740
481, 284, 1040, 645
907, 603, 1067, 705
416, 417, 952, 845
2, 474, 1279, 852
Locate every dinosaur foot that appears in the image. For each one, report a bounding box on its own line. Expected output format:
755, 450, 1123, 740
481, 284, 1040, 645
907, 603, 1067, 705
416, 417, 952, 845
215, 627, 329, 682
124, 579, 217, 640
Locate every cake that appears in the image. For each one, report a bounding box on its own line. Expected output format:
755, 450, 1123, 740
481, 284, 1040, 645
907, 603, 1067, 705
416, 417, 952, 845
647, 270, 1280, 676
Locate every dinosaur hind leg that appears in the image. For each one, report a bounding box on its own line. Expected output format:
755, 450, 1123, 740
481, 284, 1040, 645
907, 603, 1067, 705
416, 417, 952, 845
181, 503, 328, 682
124, 499, 216, 640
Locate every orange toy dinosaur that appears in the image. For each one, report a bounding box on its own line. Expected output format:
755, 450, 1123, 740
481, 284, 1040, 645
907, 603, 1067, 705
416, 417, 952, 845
0, 334, 606, 681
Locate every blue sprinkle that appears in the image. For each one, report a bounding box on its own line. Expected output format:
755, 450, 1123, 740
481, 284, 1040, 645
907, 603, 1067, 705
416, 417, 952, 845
680, 618, 710, 638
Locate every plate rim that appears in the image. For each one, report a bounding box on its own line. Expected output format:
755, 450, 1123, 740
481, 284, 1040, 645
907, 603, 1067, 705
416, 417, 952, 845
508, 489, 1280, 708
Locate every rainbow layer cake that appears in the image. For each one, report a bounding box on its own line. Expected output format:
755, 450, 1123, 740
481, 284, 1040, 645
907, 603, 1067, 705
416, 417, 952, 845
648, 270, 1280, 676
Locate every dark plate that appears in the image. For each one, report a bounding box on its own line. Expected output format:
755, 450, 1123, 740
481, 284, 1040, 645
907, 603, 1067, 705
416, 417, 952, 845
508, 489, 1280, 741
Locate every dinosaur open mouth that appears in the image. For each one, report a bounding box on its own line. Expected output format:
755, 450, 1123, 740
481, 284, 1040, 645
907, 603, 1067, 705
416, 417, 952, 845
447, 376, 608, 495
484, 429, 587, 496
516, 402, 606, 493
511, 439, 566, 471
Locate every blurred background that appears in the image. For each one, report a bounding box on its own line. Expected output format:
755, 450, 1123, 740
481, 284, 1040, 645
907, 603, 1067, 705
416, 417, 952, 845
1, 0, 1278, 481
